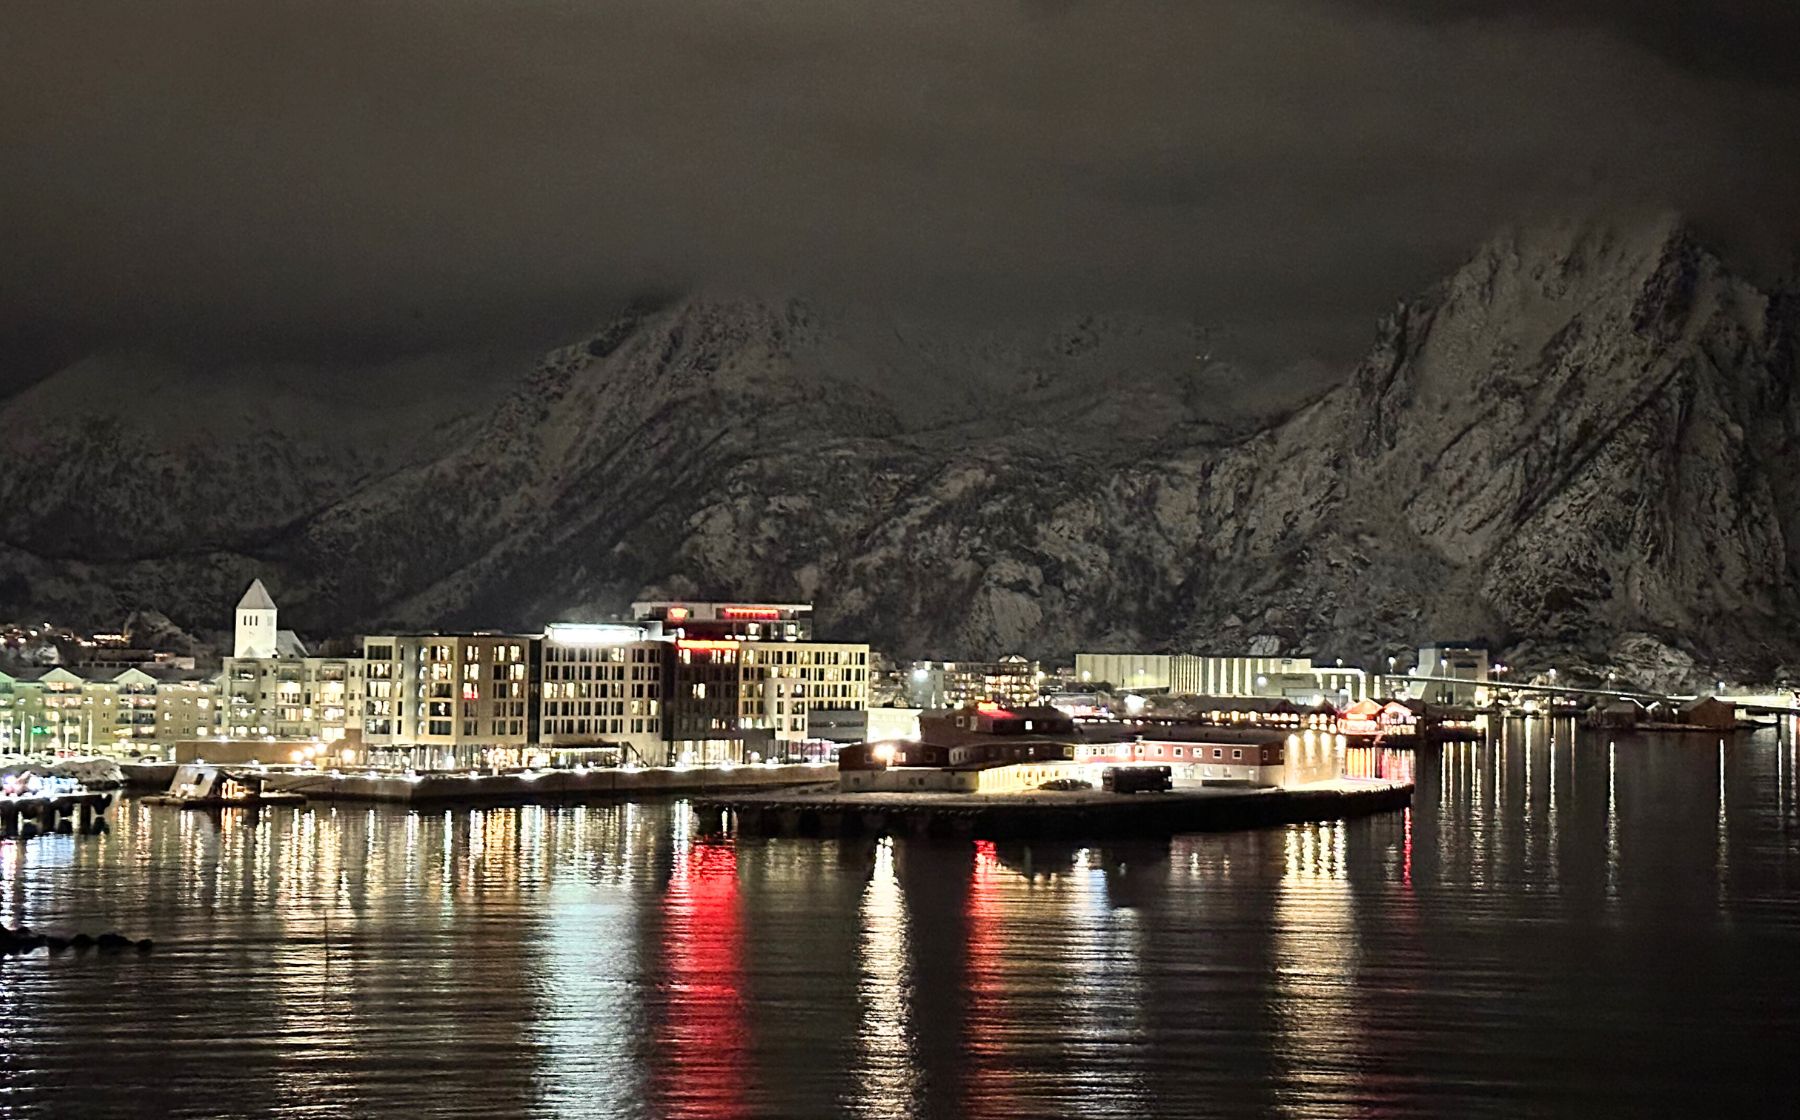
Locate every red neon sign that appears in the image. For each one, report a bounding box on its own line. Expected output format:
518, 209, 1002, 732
677, 639, 741, 652
721, 607, 781, 620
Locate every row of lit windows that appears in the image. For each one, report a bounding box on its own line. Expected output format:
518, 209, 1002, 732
542, 663, 658, 681
543, 645, 659, 664
542, 682, 658, 700
542, 699, 658, 718
543, 717, 659, 736
460, 719, 525, 737
741, 647, 868, 666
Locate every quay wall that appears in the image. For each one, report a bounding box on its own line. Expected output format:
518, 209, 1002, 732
700, 781, 1412, 841
255, 764, 828, 805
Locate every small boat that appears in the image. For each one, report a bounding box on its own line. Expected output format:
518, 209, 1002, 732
141, 764, 306, 808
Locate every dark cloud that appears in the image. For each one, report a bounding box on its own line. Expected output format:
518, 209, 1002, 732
3, 0, 1796, 365
1350, 1, 1800, 87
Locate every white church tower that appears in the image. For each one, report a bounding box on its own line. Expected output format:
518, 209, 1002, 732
233, 579, 279, 659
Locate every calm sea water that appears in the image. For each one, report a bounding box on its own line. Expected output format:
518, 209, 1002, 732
3, 720, 1798, 1118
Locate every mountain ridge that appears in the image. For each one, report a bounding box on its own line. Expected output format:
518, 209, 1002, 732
1, 214, 1795, 686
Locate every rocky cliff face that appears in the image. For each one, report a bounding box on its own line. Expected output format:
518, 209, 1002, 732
1, 216, 1794, 683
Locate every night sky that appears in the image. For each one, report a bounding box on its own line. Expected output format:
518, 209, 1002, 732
5, 1, 1798, 369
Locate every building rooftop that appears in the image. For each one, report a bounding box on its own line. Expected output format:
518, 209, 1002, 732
237, 579, 277, 611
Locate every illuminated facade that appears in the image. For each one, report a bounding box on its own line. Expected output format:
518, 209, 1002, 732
661, 637, 871, 764
221, 654, 362, 741
1073, 652, 1368, 702
735, 640, 869, 743
1074, 652, 1172, 691
0, 665, 224, 753
0, 666, 100, 752
360, 634, 535, 765
537, 623, 668, 762
905, 655, 1042, 708
220, 580, 362, 744
628, 602, 870, 764
1415, 643, 1489, 703
144, 668, 224, 745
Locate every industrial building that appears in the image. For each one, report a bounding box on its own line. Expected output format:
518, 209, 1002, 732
1414, 643, 1490, 703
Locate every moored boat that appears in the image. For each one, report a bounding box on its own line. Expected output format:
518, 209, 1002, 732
141, 764, 305, 808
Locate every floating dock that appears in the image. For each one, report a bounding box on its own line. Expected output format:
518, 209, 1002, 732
695, 778, 1413, 840
125, 762, 831, 806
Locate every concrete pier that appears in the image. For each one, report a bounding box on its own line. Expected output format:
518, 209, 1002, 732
697, 778, 1413, 840
0, 792, 114, 840
125, 763, 834, 806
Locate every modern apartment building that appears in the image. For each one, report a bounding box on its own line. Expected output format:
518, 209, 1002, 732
629, 601, 870, 764
144, 667, 224, 744
0, 664, 224, 754
0, 666, 98, 753
360, 633, 536, 768
905, 655, 1042, 708
537, 622, 668, 763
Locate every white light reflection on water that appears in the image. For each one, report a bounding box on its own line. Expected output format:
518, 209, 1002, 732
1606, 739, 1620, 902
850, 837, 918, 1120
1718, 738, 1730, 905
532, 807, 647, 1118
1063, 844, 1148, 1119
1272, 821, 1363, 1117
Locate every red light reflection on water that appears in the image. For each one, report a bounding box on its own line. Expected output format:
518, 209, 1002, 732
962, 839, 1011, 1116
656, 839, 748, 1119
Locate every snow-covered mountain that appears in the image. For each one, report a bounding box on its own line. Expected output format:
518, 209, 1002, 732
2, 214, 1795, 682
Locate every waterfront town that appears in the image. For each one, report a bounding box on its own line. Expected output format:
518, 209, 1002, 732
0, 579, 1786, 817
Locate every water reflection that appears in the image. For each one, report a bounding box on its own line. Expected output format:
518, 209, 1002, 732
0, 726, 1795, 1116
851, 838, 918, 1120
656, 826, 748, 1119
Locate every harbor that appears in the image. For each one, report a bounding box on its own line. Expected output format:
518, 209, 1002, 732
6, 723, 1795, 1116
